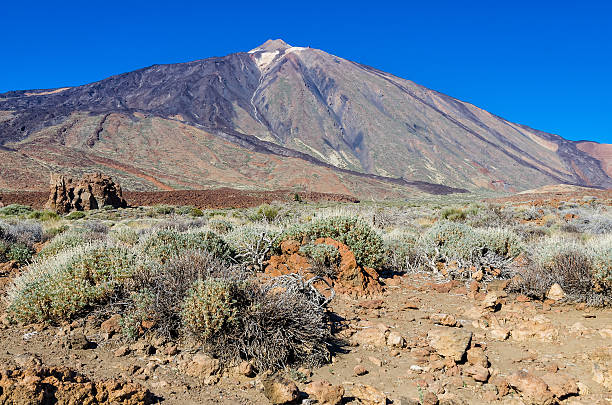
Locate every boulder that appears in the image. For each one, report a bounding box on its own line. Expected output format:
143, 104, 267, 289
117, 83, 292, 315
467, 347, 489, 368
351, 384, 387, 405
386, 331, 405, 348
262, 375, 300, 404
351, 327, 387, 348
541, 373, 578, 398
305, 380, 344, 405
546, 283, 565, 301
184, 353, 220, 378
45, 172, 127, 213
427, 327, 472, 361
463, 364, 489, 382
507, 370, 554, 405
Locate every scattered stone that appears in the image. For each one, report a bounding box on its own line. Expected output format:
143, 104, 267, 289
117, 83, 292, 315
184, 353, 220, 378
512, 316, 558, 342
0, 365, 151, 404
430, 313, 458, 327
546, 283, 565, 301
487, 327, 510, 341
541, 373, 578, 398
65, 332, 95, 350
427, 327, 472, 361
114, 345, 130, 357
101, 314, 122, 336
237, 361, 256, 377
507, 370, 554, 404
368, 356, 383, 367
386, 331, 405, 348
360, 299, 384, 309
482, 291, 506, 311
351, 384, 387, 405
305, 380, 344, 405
463, 364, 489, 382
354, 365, 368, 376
467, 347, 489, 368
262, 375, 300, 404
165, 344, 178, 356
351, 327, 387, 348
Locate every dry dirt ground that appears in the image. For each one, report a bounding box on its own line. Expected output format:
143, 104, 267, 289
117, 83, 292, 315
1, 268, 611, 404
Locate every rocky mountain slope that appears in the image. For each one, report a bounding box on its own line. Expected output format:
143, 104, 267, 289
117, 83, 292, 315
0, 39, 610, 193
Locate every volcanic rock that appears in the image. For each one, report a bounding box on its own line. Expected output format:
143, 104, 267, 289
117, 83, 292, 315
262, 375, 300, 404
45, 172, 127, 213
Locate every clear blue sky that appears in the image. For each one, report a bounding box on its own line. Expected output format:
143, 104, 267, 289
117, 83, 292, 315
2, 0, 611, 144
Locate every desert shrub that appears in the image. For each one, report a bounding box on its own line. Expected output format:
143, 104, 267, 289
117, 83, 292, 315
6, 243, 33, 265
120, 289, 156, 340
128, 250, 243, 338
225, 224, 279, 270
510, 236, 610, 304
172, 206, 204, 217
65, 211, 86, 220
0, 204, 33, 216
182, 278, 244, 341
6, 243, 137, 324
0, 220, 43, 247
83, 221, 109, 235
299, 243, 341, 277
108, 226, 140, 247
281, 216, 385, 269
208, 218, 234, 235
152, 216, 206, 232
383, 232, 423, 273
569, 212, 612, 234
145, 205, 174, 217
184, 273, 333, 370
28, 210, 60, 221
44, 225, 69, 240
140, 229, 235, 263
467, 204, 515, 228
38, 232, 88, 259
249, 204, 280, 222
418, 222, 523, 269
588, 234, 612, 292
440, 207, 466, 221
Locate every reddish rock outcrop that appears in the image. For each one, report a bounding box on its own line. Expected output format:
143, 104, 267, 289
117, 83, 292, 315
264, 237, 382, 296
0, 364, 152, 404
45, 172, 127, 213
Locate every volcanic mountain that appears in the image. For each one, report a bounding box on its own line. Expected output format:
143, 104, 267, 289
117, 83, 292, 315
0, 39, 610, 194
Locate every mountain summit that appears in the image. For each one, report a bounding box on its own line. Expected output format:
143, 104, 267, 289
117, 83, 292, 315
0, 41, 610, 193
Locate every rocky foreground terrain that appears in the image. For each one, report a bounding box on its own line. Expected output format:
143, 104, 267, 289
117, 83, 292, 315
0, 187, 610, 404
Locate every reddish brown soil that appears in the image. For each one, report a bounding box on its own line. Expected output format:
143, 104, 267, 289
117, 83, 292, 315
0, 189, 358, 210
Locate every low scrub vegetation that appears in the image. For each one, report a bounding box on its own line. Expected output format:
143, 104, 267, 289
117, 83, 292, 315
2, 193, 610, 374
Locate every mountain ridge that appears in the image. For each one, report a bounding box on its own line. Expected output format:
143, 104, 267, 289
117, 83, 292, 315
0, 39, 610, 193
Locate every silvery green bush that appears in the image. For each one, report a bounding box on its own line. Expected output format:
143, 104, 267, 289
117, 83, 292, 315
6, 243, 137, 324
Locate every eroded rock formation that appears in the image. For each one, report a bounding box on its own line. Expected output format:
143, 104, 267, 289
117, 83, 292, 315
45, 173, 127, 213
